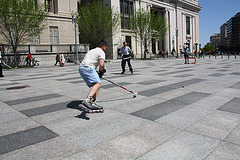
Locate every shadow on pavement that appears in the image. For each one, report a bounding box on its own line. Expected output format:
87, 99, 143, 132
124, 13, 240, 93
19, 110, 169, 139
67, 100, 90, 120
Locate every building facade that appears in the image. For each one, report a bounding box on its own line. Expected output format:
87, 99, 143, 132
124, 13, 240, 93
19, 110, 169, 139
38, 0, 79, 45
105, 0, 202, 59
0, 0, 79, 50
0, 0, 201, 60
226, 12, 240, 51
220, 23, 227, 48
210, 33, 221, 50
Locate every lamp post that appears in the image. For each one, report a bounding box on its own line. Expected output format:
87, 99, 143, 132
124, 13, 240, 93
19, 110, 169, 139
176, 28, 179, 58
72, 13, 80, 64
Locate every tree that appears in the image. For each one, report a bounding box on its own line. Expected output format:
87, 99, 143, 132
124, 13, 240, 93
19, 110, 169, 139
0, 0, 49, 65
203, 43, 214, 53
129, 9, 167, 59
78, 1, 120, 49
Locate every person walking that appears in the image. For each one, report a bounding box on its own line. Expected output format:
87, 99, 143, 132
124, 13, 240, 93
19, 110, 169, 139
55, 53, 60, 65
119, 42, 133, 74
0, 46, 4, 77
79, 40, 107, 112
26, 52, 32, 65
184, 46, 190, 64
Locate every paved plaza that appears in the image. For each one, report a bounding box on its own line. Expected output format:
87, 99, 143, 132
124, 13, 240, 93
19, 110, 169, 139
0, 57, 240, 160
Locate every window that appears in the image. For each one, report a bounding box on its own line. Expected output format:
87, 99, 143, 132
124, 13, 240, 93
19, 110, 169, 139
50, 27, 59, 44
120, 0, 134, 29
186, 16, 190, 35
30, 35, 40, 44
30, 29, 40, 44
45, 0, 58, 14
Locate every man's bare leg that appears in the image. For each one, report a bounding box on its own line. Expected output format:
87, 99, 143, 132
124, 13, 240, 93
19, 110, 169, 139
87, 82, 101, 101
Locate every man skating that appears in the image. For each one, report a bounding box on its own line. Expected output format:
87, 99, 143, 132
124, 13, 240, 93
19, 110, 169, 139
79, 40, 107, 112
119, 42, 133, 74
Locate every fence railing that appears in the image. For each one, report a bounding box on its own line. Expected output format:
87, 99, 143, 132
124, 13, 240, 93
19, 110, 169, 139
0, 44, 89, 65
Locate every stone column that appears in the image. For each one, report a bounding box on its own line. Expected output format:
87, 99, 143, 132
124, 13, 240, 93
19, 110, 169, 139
164, 9, 169, 53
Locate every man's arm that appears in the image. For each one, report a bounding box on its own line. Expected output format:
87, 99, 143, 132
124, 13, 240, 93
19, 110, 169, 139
99, 59, 105, 72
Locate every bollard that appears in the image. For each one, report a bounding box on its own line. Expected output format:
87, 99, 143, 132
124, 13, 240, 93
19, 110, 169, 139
228, 54, 230, 59
209, 54, 210, 59
221, 54, 223, 59
215, 54, 216, 59
235, 54, 236, 59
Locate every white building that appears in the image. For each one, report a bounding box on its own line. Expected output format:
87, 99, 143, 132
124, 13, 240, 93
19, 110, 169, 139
36, 0, 79, 45
106, 0, 202, 59
0, 0, 201, 60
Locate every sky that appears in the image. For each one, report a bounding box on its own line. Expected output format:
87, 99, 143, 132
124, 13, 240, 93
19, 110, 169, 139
199, 0, 240, 47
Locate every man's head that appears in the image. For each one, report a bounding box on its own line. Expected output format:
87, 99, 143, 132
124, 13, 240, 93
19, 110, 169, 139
98, 40, 107, 51
123, 42, 127, 46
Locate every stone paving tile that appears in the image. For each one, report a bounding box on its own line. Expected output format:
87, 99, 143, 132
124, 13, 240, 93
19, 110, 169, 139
0, 110, 27, 123
186, 110, 240, 140
0, 58, 239, 159
156, 104, 213, 129
230, 72, 240, 75
131, 98, 187, 121
209, 73, 226, 77
0, 82, 20, 87
192, 95, 232, 110
137, 131, 220, 160
137, 79, 166, 85
20, 101, 72, 117
10, 75, 62, 81
215, 88, 240, 98
101, 82, 131, 89
0, 126, 58, 155
173, 91, 210, 104
0, 117, 40, 136
64, 121, 181, 160
225, 124, 240, 145
0, 87, 50, 101
102, 95, 164, 114
138, 86, 174, 97
0, 137, 81, 160
218, 98, 240, 114
185, 80, 229, 94
4, 93, 63, 106
205, 142, 240, 160
62, 113, 149, 148
229, 82, 240, 89
11, 96, 75, 111
174, 73, 194, 77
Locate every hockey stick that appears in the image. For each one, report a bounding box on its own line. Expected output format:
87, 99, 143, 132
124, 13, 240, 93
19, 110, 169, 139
101, 76, 137, 98
2, 61, 13, 69
123, 57, 132, 60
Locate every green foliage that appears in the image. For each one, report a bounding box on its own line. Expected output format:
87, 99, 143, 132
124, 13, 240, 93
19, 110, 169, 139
129, 9, 167, 58
78, 1, 120, 48
203, 43, 214, 53
0, 0, 49, 64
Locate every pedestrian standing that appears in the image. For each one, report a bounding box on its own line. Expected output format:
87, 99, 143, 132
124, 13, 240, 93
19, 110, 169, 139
55, 53, 60, 65
0, 46, 4, 77
79, 40, 107, 112
119, 42, 133, 74
184, 47, 190, 64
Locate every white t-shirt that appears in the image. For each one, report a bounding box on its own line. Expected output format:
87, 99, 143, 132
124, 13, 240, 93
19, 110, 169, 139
80, 47, 105, 69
